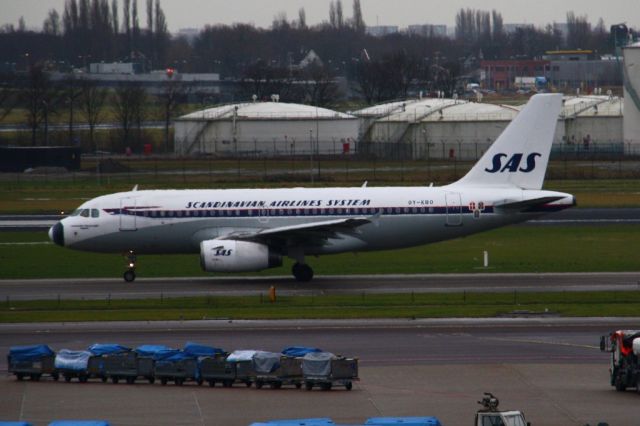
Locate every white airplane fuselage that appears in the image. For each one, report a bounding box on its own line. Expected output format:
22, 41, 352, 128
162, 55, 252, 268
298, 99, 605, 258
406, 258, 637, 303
51, 185, 574, 255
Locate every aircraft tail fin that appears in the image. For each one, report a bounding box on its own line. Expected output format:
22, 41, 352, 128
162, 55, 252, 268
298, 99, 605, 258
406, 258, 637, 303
452, 93, 562, 190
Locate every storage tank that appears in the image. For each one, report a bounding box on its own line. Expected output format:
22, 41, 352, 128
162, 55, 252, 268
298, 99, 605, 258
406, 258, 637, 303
623, 42, 640, 149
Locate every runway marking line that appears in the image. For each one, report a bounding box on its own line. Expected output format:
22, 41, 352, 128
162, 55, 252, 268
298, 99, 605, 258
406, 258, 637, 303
480, 336, 598, 350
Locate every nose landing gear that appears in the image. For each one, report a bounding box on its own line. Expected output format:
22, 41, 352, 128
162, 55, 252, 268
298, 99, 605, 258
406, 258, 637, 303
123, 251, 137, 282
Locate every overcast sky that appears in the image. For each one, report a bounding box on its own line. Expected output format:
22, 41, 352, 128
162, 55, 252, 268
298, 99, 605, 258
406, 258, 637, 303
3, 0, 638, 32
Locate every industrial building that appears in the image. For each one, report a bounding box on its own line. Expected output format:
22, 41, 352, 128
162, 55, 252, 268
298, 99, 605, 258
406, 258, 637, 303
623, 42, 640, 151
354, 95, 624, 160
173, 101, 359, 156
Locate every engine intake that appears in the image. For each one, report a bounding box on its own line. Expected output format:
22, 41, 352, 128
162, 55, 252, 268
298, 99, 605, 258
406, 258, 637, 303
200, 239, 282, 272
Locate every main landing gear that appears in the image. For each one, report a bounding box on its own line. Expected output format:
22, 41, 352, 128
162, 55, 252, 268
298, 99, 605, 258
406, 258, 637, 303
292, 262, 313, 282
123, 250, 137, 282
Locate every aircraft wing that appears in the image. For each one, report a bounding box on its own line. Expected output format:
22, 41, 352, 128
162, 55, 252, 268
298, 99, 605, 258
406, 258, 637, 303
218, 217, 372, 247
495, 196, 565, 212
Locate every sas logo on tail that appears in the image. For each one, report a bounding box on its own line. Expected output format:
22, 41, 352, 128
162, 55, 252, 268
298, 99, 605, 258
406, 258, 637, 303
485, 153, 541, 173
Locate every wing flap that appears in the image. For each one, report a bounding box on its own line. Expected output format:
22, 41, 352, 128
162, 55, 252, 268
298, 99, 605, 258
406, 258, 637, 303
220, 217, 371, 244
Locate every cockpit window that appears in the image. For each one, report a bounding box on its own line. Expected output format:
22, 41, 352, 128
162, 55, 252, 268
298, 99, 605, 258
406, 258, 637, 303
91, 209, 99, 218
70, 209, 81, 216
80, 209, 90, 218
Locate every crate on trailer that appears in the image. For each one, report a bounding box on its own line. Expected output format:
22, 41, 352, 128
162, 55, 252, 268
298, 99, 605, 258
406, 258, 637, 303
133, 344, 174, 384
154, 352, 199, 386
302, 352, 358, 391
200, 355, 236, 387
54, 350, 94, 383
86, 344, 133, 383
226, 350, 258, 387
8, 345, 59, 381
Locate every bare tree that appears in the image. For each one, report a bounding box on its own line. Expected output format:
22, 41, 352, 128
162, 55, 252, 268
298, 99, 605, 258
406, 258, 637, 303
158, 76, 188, 153
112, 83, 146, 151
80, 78, 108, 152
0, 73, 17, 122
60, 75, 83, 145
43, 9, 61, 35
298, 8, 307, 30
301, 63, 340, 107
351, 0, 365, 33
21, 65, 58, 146
335, 0, 343, 29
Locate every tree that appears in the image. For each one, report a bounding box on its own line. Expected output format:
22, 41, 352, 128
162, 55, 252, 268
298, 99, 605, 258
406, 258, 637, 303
111, 0, 119, 34
335, 0, 344, 29
301, 63, 340, 107
566, 12, 591, 49
351, 0, 365, 34
112, 83, 146, 151
158, 76, 188, 152
329, 2, 337, 29
0, 73, 17, 122
80, 78, 108, 152
21, 65, 58, 146
146, 0, 153, 33
60, 75, 83, 145
43, 9, 61, 35
298, 8, 307, 30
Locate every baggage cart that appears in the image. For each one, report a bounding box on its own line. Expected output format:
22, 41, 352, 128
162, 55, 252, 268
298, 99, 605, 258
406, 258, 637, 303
87, 344, 134, 383
199, 355, 243, 387
55, 350, 94, 383
254, 355, 304, 389
302, 353, 358, 391
154, 352, 200, 386
224, 350, 258, 387
8, 345, 59, 381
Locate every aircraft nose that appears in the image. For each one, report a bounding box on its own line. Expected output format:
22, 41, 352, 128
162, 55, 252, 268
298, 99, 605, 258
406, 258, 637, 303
49, 222, 64, 247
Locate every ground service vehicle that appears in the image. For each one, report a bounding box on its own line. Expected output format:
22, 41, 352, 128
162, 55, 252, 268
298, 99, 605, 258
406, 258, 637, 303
8, 345, 59, 381
600, 329, 640, 392
475, 393, 529, 426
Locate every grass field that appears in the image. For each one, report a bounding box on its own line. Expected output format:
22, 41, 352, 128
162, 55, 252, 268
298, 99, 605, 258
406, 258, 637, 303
3, 291, 640, 322
1, 224, 638, 280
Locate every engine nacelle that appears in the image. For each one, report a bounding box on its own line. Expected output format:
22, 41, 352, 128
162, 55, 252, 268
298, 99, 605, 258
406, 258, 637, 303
200, 239, 282, 272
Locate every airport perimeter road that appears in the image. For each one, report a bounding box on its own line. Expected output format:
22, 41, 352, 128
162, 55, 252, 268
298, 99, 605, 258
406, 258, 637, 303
1, 318, 639, 426
2, 272, 640, 301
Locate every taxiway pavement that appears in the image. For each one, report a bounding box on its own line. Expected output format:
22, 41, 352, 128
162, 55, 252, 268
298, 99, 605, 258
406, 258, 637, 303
1, 318, 638, 426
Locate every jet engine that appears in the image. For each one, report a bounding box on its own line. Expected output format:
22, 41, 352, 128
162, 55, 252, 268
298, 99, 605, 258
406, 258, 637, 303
199, 239, 282, 272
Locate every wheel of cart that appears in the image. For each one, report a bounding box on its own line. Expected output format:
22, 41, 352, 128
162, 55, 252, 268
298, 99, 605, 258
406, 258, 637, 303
161, 377, 168, 385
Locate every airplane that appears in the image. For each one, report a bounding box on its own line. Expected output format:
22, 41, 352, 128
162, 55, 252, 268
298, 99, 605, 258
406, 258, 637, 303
49, 94, 575, 282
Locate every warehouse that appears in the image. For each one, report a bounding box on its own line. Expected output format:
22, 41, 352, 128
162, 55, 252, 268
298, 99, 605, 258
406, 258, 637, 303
174, 101, 358, 156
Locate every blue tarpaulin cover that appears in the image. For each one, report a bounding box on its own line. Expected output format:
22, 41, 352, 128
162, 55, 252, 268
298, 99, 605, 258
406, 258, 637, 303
183, 342, 224, 357
365, 418, 442, 426
253, 351, 281, 374
134, 345, 174, 358
249, 419, 335, 426
9, 345, 54, 362
87, 344, 131, 356
48, 422, 110, 426
54, 350, 92, 371
281, 347, 322, 357
301, 352, 335, 377
0, 422, 33, 426
160, 351, 196, 363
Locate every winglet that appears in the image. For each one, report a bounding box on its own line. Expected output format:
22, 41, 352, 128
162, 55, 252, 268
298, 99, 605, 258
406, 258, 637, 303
451, 94, 562, 190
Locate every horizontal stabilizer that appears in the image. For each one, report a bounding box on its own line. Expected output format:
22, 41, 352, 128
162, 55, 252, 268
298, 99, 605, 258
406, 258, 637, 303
495, 196, 565, 212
